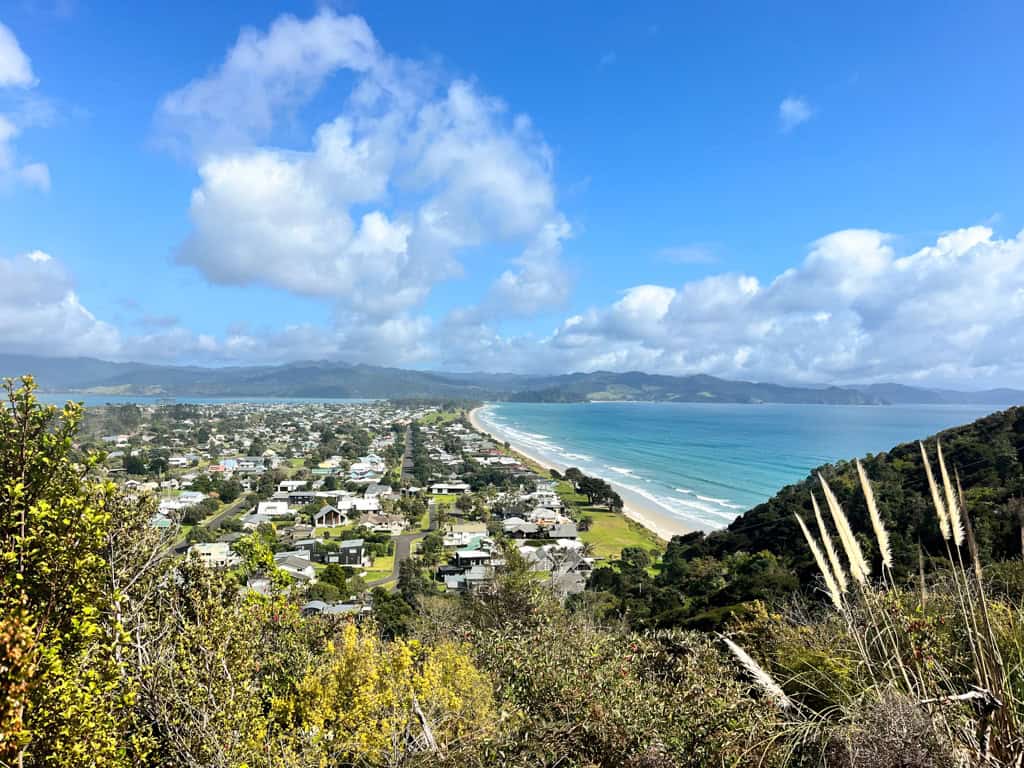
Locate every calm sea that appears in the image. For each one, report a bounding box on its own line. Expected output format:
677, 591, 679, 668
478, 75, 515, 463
475, 401, 1009, 530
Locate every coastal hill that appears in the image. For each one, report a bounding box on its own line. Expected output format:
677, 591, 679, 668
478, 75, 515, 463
589, 404, 1024, 629
2, 353, 1022, 406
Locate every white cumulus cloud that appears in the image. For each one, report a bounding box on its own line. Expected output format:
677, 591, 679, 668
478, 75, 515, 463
0, 21, 35, 87
0, 251, 119, 356
524, 226, 1024, 387
0, 23, 49, 191
160, 9, 571, 327
779, 96, 813, 132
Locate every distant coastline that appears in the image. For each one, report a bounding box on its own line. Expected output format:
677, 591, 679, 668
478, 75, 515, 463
467, 405, 691, 541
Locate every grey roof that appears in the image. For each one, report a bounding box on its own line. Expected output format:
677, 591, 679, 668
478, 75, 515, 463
339, 538, 364, 548
275, 554, 314, 570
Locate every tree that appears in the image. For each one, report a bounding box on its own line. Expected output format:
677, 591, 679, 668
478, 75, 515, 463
319, 563, 350, 593
186, 525, 216, 543
398, 557, 430, 605
0, 377, 150, 767
397, 496, 427, 528
124, 453, 146, 476
148, 455, 169, 475
419, 531, 445, 568
216, 477, 242, 503
455, 493, 475, 515
370, 588, 414, 638
306, 582, 341, 603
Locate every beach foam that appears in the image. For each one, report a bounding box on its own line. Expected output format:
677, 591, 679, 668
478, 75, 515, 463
476, 407, 734, 529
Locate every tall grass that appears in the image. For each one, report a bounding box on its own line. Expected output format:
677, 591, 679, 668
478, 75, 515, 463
724, 440, 1024, 766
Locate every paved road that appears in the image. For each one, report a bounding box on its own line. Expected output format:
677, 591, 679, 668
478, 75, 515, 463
400, 425, 414, 483
365, 531, 424, 587
172, 495, 250, 554
364, 499, 438, 588
207, 495, 250, 530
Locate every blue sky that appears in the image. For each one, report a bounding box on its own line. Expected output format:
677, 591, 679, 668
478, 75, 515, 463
1, 1, 1023, 386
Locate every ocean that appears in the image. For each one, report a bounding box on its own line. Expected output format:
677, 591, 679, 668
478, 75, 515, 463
474, 401, 1006, 531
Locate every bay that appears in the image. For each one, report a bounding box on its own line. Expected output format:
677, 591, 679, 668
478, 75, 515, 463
474, 401, 1004, 530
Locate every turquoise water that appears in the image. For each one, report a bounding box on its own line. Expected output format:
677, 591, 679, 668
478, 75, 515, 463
476, 402, 1005, 530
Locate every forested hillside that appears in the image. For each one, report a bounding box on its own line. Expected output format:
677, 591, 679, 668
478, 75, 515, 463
588, 406, 1024, 628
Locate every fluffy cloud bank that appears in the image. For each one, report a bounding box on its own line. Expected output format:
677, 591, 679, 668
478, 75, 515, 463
159, 9, 568, 323
4, 225, 1024, 386
518, 225, 1024, 385
0, 21, 49, 190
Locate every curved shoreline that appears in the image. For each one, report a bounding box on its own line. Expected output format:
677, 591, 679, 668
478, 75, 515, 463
468, 405, 691, 541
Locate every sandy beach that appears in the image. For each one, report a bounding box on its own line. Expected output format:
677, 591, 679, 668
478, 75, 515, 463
468, 405, 690, 541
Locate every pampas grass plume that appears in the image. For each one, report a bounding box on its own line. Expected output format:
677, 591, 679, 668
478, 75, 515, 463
721, 636, 793, 711
796, 513, 843, 610
811, 491, 848, 593
936, 440, 965, 546
856, 459, 892, 569
919, 441, 951, 541
819, 473, 870, 584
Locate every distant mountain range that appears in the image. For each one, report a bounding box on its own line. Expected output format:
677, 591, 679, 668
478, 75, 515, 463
1, 354, 1022, 406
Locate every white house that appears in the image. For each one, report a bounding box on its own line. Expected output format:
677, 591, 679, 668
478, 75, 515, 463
189, 542, 241, 569
255, 500, 294, 519
430, 481, 471, 494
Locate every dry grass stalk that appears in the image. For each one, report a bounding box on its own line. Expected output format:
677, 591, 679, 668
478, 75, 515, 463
796, 454, 1022, 764
856, 460, 892, 570
936, 441, 965, 546
818, 473, 870, 584
721, 636, 793, 711
796, 513, 843, 610
920, 441, 951, 541
812, 491, 848, 593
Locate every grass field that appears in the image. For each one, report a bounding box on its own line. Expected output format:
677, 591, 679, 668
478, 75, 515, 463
579, 507, 664, 561
555, 480, 589, 504
418, 409, 462, 426
363, 554, 395, 581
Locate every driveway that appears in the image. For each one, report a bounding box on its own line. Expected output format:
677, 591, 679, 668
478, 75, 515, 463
364, 499, 438, 587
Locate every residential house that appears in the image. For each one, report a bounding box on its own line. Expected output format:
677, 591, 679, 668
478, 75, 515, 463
189, 542, 241, 569
430, 481, 471, 494
274, 553, 317, 582
314, 504, 347, 528
326, 538, 368, 568
359, 512, 406, 536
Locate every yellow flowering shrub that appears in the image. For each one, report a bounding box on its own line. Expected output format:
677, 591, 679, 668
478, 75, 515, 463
286, 622, 495, 763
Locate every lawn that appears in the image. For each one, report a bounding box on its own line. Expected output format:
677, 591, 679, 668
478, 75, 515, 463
555, 480, 589, 505
579, 507, 664, 561
430, 493, 459, 506
418, 409, 461, 426
175, 523, 194, 544
418, 508, 431, 531
314, 525, 358, 538
363, 554, 395, 581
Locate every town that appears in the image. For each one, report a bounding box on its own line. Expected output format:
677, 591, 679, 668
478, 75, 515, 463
80, 398, 663, 624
